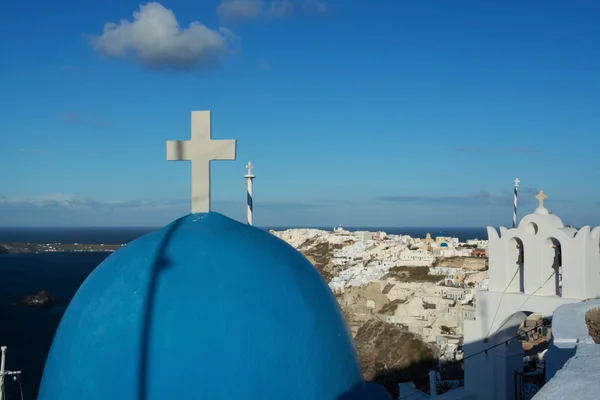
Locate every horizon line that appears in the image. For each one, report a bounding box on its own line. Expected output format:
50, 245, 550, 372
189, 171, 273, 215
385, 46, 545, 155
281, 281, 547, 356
0, 225, 493, 229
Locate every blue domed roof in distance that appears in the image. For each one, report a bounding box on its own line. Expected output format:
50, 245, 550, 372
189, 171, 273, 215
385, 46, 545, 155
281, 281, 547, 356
38, 212, 390, 399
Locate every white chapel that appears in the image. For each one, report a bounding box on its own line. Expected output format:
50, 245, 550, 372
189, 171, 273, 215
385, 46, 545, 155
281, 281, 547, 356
436, 190, 600, 400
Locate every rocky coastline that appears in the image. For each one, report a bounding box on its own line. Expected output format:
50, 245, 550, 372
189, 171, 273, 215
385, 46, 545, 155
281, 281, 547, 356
0, 242, 123, 254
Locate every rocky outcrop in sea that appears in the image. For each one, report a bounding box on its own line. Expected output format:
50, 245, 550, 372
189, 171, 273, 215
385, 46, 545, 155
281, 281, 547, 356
20, 290, 56, 307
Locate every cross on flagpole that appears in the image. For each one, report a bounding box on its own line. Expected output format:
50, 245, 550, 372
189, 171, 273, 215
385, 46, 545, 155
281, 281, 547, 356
513, 178, 520, 228
245, 162, 255, 225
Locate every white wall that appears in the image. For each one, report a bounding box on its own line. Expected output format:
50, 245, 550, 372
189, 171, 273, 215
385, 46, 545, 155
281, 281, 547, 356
543, 299, 600, 381
442, 203, 600, 400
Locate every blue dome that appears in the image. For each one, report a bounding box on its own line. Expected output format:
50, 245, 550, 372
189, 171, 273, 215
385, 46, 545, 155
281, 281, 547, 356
38, 212, 389, 399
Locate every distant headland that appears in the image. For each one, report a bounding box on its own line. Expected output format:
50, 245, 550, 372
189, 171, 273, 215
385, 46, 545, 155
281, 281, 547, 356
0, 242, 124, 254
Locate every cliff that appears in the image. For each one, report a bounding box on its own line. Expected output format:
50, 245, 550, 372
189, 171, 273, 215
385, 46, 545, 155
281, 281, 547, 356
355, 319, 436, 398
297, 238, 350, 282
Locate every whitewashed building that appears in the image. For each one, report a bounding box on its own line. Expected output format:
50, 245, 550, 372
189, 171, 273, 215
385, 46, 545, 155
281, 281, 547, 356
434, 248, 473, 258
398, 248, 436, 266
466, 239, 489, 248
333, 241, 366, 266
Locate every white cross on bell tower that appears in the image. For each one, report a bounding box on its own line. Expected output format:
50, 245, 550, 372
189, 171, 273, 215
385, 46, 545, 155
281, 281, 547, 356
536, 190, 548, 209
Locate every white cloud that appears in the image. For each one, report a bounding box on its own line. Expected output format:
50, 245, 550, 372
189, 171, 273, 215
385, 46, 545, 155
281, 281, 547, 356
217, 0, 327, 22
0, 194, 189, 211
0, 194, 324, 212
3, 194, 96, 209
303, 0, 328, 13
0, 194, 192, 227
266, 1, 295, 18
218, 0, 264, 21
0, 192, 353, 227
90, 2, 236, 70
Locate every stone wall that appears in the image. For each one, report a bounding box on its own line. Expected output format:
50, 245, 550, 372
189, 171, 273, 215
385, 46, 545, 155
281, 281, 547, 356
435, 257, 487, 271
585, 308, 600, 344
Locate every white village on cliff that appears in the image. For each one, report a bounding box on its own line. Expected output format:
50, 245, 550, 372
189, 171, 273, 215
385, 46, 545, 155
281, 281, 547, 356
272, 189, 600, 400
1, 111, 599, 400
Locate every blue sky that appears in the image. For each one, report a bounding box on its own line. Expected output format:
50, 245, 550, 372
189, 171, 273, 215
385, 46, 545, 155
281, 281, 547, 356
1, 0, 599, 227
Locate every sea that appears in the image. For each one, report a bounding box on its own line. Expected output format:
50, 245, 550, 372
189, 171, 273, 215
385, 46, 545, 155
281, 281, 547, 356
0, 226, 487, 399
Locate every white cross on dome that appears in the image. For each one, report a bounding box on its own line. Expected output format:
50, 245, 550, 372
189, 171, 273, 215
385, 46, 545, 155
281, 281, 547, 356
166, 111, 237, 213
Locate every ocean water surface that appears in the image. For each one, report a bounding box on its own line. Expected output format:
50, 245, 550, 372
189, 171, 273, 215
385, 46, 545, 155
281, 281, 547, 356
0, 227, 157, 244
0, 252, 110, 399
0, 226, 489, 245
